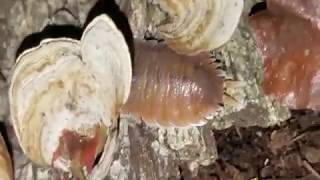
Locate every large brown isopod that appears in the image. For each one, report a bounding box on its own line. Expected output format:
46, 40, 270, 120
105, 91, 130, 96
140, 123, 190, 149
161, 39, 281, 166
250, 0, 320, 110
122, 41, 224, 127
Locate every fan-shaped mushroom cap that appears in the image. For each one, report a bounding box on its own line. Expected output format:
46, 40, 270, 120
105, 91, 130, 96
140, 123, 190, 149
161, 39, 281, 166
9, 14, 131, 178
156, 0, 243, 55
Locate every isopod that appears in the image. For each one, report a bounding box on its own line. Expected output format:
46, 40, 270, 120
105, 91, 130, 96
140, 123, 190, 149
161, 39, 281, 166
250, 0, 320, 110
122, 41, 224, 127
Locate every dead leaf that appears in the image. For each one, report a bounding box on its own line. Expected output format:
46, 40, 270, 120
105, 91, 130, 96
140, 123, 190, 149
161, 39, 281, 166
301, 146, 320, 164
269, 128, 293, 154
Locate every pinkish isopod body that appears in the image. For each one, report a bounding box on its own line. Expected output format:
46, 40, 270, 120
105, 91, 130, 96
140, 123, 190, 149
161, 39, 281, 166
122, 41, 223, 127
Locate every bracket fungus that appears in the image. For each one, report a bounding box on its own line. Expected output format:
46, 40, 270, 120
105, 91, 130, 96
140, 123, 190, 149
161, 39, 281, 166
9, 14, 132, 179
0, 134, 13, 180
122, 41, 224, 127
153, 0, 244, 55
250, 0, 320, 110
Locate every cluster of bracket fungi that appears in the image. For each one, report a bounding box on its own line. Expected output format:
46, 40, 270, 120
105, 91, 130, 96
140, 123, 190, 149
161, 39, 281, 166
0, 0, 319, 179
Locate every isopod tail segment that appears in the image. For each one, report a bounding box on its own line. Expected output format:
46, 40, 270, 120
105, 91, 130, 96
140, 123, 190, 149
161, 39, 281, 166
122, 40, 238, 127
249, 0, 320, 110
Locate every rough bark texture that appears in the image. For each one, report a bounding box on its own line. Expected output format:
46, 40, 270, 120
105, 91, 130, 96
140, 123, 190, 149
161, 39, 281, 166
0, 0, 290, 179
